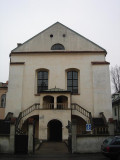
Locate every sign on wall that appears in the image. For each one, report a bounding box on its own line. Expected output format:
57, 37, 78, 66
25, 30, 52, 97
86, 124, 91, 131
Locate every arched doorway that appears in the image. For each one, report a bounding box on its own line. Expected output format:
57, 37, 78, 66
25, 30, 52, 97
72, 115, 86, 134
48, 120, 62, 141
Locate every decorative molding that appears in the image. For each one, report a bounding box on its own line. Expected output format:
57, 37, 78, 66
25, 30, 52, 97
10, 50, 106, 56
91, 61, 110, 65
10, 62, 25, 65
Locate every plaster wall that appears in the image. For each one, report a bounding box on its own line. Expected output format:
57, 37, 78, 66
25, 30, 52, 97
8, 53, 106, 118
76, 136, 108, 153
13, 23, 105, 52
92, 65, 112, 120
6, 52, 112, 121
6, 65, 24, 116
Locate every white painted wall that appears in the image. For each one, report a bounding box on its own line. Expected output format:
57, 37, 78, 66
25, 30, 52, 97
6, 52, 112, 122
92, 65, 112, 120
6, 64, 24, 116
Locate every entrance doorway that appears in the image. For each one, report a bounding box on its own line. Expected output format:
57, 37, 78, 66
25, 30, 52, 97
48, 120, 62, 141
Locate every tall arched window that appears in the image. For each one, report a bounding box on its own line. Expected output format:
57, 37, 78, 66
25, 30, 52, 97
67, 71, 78, 94
51, 43, 65, 50
1, 94, 6, 107
37, 71, 48, 93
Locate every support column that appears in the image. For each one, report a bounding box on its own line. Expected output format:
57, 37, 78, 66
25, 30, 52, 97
9, 118, 16, 154
40, 95, 43, 109
54, 95, 57, 109
28, 118, 34, 154
68, 96, 71, 109
72, 121, 77, 153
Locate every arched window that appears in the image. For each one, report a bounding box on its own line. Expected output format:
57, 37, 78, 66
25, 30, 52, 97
37, 71, 48, 93
51, 43, 65, 50
1, 94, 6, 107
67, 71, 78, 94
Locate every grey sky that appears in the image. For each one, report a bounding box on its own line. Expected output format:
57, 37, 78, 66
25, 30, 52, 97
0, 0, 120, 83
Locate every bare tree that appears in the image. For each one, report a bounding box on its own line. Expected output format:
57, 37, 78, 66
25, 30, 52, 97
111, 65, 120, 92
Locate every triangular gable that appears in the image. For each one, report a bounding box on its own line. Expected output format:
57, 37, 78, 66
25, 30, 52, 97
12, 22, 106, 53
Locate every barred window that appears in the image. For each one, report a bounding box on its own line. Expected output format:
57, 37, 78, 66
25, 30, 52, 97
67, 71, 78, 94
37, 71, 48, 93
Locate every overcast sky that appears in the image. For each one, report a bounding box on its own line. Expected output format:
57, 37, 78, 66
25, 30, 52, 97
0, 0, 120, 84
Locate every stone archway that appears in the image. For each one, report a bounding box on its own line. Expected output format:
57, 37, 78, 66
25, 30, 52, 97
57, 95, 68, 109
47, 119, 62, 141
72, 115, 86, 134
43, 95, 54, 109
22, 115, 39, 139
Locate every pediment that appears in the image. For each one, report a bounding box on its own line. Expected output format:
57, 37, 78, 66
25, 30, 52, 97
12, 22, 106, 53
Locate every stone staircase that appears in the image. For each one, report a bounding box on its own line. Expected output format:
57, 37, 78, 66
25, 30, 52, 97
15, 102, 108, 135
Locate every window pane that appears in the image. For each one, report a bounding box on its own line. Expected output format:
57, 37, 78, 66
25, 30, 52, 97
67, 80, 72, 86
67, 87, 72, 92
38, 80, 42, 86
43, 72, 48, 79
37, 71, 48, 93
38, 72, 43, 79
67, 72, 72, 79
73, 80, 78, 86
43, 80, 48, 86
73, 87, 78, 93
67, 71, 78, 94
73, 72, 78, 79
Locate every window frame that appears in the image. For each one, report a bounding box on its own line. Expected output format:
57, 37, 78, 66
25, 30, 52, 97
36, 69, 49, 93
66, 69, 79, 94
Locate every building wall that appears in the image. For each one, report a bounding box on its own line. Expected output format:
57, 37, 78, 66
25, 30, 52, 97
76, 135, 108, 153
21, 109, 71, 140
13, 22, 104, 52
6, 65, 24, 116
6, 52, 112, 121
92, 64, 112, 120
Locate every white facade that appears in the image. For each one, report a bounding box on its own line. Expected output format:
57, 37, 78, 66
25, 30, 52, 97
6, 22, 112, 141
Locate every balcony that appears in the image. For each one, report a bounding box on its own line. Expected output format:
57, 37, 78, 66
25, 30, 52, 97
43, 103, 68, 109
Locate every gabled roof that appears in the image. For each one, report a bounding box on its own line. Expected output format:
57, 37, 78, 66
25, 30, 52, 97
11, 22, 106, 54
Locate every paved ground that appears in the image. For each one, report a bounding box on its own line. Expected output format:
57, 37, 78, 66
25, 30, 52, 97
0, 142, 110, 160
35, 142, 69, 155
